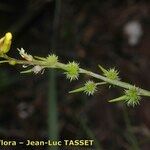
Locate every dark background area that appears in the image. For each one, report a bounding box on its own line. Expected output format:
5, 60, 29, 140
0, 0, 150, 149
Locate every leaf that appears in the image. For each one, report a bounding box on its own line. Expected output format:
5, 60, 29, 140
69, 87, 85, 94
34, 56, 46, 61
20, 69, 32, 74
0, 60, 8, 64
98, 65, 107, 74
108, 95, 126, 103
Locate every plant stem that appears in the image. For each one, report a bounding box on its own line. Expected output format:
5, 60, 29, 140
2, 55, 150, 98
79, 68, 150, 97
47, 1, 61, 150
48, 69, 58, 141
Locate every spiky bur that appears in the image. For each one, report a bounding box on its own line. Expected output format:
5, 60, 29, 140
64, 61, 79, 81
99, 65, 120, 80
109, 86, 141, 107
84, 80, 97, 95
69, 80, 97, 96
46, 54, 58, 67
125, 87, 141, 107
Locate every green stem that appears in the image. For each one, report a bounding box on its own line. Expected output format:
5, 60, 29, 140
79, 68, 150, 97
48, 0, 61, 149
48, 70, 58, 141
2, 55, 150, 98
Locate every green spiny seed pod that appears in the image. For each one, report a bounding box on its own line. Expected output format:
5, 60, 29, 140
125, 86, 141, 107
104, 68, 119, 80
99, 65, 120, 80
84, 80, 97, 95
65, 61, 79, 81
46, 54, 58, 67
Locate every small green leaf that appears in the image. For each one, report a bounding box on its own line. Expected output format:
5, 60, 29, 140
34, 56, 46, 61
96, 82, 107, 86
69, 87, 85, 94
98, 65, 107, 74
20, 69, 32, 74
109, 95, 126, 103
0, 60, 9, 64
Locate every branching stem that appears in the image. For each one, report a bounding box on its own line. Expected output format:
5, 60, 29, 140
2, 54, 150, 98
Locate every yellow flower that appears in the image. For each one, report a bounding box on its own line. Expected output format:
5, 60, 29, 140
0, 32, 12, 55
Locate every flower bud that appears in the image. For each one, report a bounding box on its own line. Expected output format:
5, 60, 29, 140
0, 32, 12, 55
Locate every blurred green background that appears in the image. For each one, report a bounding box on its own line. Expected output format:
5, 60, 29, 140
0, 0, 150, 149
